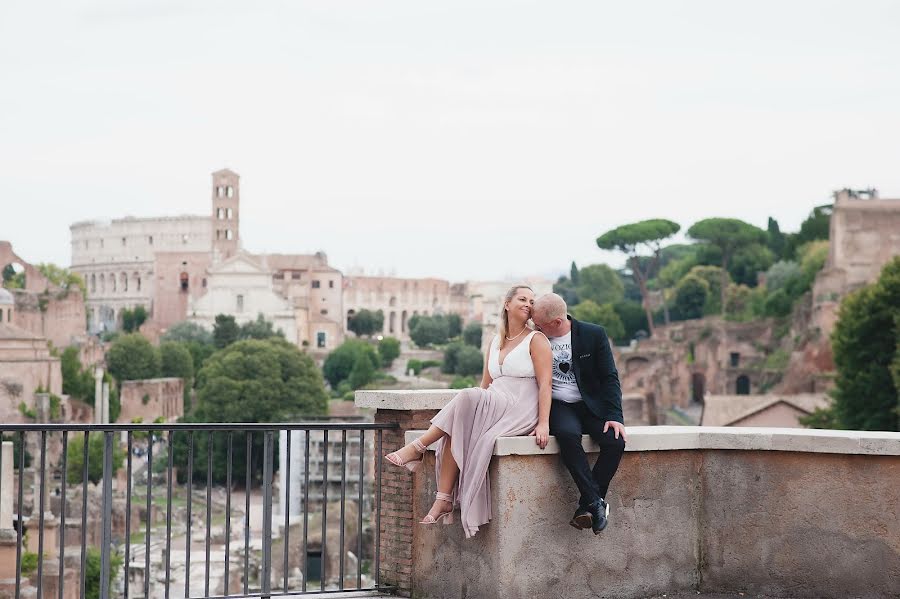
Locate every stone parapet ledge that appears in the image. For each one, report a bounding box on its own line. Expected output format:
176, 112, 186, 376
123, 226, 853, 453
405, 425, 900, 456
355, 389, 456, 411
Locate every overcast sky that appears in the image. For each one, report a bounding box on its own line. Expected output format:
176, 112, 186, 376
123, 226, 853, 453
2, 0, 900, 281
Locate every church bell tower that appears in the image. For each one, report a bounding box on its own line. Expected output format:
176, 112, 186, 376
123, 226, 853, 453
211, 169, 240, 261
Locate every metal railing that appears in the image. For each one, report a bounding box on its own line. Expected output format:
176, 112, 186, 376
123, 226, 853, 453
0, 422, 396, 599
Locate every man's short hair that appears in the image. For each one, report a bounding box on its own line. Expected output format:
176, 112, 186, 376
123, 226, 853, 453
534, 293, 567, 320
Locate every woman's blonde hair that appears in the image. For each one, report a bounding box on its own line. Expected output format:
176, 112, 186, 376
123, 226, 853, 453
498, 285, 533, 350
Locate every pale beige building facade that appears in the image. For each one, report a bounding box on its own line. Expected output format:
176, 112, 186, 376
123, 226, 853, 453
812, 188, 900, 335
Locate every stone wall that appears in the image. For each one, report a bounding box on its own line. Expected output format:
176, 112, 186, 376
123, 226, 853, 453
359, 390, 900, 599
118, 377, 184, 423
410, 429, 900, 599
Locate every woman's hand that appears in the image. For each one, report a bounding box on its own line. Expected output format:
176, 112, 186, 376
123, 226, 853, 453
529, 422, 550, 449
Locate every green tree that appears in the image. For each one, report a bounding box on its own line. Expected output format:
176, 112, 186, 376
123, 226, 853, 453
596, 219, 681, 336
569, 261, 580, 286
684, 265, 729, 315
162, 321, 213, 345
106, 334, 160, 382
121, 306, 148, 333
446, 313, 463, 339
766, 217, 787, 259
674, 275, 709, 320
347, 309, 384, 337
765, 260, 803, 292
322, 339, 380, 388
570, 300, 625, 341
553, 275, 580, 306
377, 336, 401, 367
454, 345, 484, 376
213, 314, 240, 348
61, 346, 95, 402
160, 342, 194, 408
463, 322, 483, 347
66, 433, 125, 485
442, 341, 466, 374
826, 257, 899, 431
728, 244, 775, 287
410, 316, 450, 348
186, 338, 329, 482
84, 546, 124, 599
687, 218, 767, 314
36, 263, 86, 297
239, 314, 284, 340
612, 300, 649, 341
575, 264, 625, 306
348, 352, 376, 389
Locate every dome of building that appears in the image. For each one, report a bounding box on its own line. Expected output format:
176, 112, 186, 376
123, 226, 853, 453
0, 288, 14, 305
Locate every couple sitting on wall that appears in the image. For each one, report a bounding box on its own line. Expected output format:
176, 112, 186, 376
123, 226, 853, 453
385, 286, 627, 538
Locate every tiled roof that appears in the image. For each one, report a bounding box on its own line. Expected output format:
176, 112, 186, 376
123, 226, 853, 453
701, 393, 828, 427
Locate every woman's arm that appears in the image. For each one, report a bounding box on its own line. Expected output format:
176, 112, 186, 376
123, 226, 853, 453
480, 338, 494, 389
529, 332, 552, 449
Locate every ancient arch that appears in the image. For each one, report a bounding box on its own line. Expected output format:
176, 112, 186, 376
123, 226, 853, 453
736, 375, 751, 395
691, 372, 706, 403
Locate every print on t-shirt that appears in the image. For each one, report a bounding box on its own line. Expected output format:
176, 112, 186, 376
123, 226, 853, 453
552, 346, 576, 384
549, 332, 582, 403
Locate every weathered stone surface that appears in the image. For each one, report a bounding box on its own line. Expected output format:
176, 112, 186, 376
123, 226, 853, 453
356, 390, 456, 411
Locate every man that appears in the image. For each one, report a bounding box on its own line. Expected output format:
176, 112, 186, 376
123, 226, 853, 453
531, 293, 626, 534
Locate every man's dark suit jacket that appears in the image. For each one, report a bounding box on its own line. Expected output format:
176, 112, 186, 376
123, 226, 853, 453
569, 316, 624, 424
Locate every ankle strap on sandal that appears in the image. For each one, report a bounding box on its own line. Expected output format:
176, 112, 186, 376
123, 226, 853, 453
435, 491, 453, 502
412, 438, 427, 453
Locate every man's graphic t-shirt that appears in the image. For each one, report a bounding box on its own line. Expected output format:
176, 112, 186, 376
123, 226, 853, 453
548, 332, 582, 403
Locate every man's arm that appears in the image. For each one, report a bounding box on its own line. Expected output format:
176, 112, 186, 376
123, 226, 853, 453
596, 329, 623, 424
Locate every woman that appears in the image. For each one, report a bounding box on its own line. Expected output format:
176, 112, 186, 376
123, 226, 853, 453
385, 285, 552, 538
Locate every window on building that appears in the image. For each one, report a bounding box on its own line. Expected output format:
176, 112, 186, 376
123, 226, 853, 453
148, 235, 153, 245
111, 274, 116, 292
100, 239, 104, 248
317, 332, 326, 348
182, 234, 189, 244
236, 294, 244, 312
202, 278, 207, 288
329, 280, 334, 288
320, 309, 328, 315
180, 272, 189, 292
730, 352, 740, 367
217, 186, 224, 198
226, 229, 233, 240
291, 272, 301, 280
312, 280, 321, 289
216, 230, 221, 240
121, 237, 126, 246
227, 186, 234, 198
136, 275, 141, 292
217, 208, 224, 219
736, 375, 750, 395
227, 208, 233, 218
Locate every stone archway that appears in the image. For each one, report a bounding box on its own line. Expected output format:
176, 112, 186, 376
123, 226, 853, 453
691, 372, 706, 403
736, 375, 751, 395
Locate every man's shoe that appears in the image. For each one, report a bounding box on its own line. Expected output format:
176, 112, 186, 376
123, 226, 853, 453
587, 498, 610, 534
569, 506, 592, 530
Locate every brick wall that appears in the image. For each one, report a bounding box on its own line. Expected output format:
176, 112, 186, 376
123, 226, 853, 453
375, 408, 439, 597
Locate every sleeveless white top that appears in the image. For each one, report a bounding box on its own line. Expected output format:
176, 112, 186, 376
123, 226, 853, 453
488, 331, 541, 379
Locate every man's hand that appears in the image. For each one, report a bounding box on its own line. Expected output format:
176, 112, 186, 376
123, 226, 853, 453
529, 422, 550, 449
603, 421, 627, 442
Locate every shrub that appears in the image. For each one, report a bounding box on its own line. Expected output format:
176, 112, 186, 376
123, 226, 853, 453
377, 337, 401, 367
454, 346, 484, 376
406, 359, 423, 375
463, 322, 483, 347
450, 376, 477, 389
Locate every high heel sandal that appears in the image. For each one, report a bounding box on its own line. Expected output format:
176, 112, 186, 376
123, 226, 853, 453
420, 492, 454, 525
384, 438, 427, 472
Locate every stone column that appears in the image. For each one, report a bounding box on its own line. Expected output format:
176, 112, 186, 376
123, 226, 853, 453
94, 368, 104, 424
354, 390, 454, 597
101, 382, 110, 424
0, 442, 17, 584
